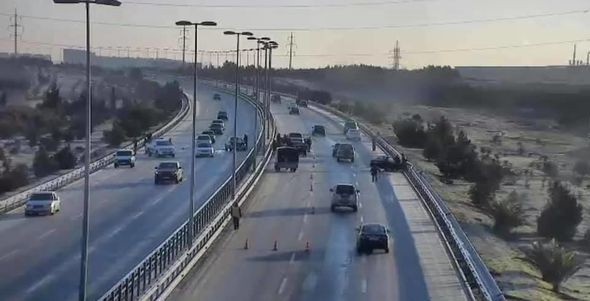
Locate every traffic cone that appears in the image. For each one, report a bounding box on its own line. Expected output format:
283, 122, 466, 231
305, 241, 310, 252
273, 240, 278, 251
244, 239, 249, 250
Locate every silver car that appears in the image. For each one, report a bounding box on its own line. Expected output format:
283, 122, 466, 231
25, 191, 61, 216
330, 184, 359, 212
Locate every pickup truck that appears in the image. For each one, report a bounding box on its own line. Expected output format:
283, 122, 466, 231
147, 138, 176, 157
114, 149, 135, 168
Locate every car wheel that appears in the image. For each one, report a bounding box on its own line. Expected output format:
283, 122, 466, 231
352, 205, 358, 212
330, 205, 336, 212
357, 247, 363, 255
337, 158, 341, 162
385, 247, 390, 253
172, 154, 175, 158
275, 166, 280, 172
367, 248, 373, 254
114, 163, 119, 168
351, 158, 355, 163
154, 178, 159, 185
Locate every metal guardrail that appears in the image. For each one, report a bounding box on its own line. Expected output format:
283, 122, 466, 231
0, 94, 191, 215
288, 96, 504, 301
98, 87, 275, 301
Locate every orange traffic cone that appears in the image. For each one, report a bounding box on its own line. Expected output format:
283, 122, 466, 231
244, 239, 249, 250
273, 240, 278, 251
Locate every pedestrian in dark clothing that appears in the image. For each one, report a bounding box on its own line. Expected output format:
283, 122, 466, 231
133, 140, 138, 154
371, 166, 379, 182
231, 202, 242, 230
243, 134, 248, 147
372, 136, 376, 151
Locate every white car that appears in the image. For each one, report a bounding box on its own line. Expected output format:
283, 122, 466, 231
211, 119, 225, 130
114, 149, 135, 168
196, 142, 215, 157
25, 191, 61, 216
147, 138, 176, 157
346, 129, 361, 141
196, 134, 213, 145
330, 184, 359, 212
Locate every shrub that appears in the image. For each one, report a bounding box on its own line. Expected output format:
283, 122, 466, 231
490, 191, 525, 236
469, 180, 496, 207
32, 147, 58, 177
54, 146, 76, 169
542, 160, 559, 178
537, 182, 583, 241
582, 229, 590, 250
39, 136, 59, 152
423, 137, 443, 161
519, 239, 584, 293
393, 118, 427, 148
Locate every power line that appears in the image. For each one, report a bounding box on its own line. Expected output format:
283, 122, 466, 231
0, 8, 587, 32
124, 0, 437, 9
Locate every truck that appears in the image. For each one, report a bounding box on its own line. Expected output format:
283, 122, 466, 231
114, 149, 135, 168
147, 138, 176, 157
274, 147, 299, 172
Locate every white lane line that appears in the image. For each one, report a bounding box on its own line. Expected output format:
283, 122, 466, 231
360, 216, 364, 223
0, 249, 18, 262
298, 230, 304, 241
105, 224, 125, 239
289, 253, 296, 265
303, 214, 308, 224
130, 211, 143, 220
25, 274, 56, 295
39, 229, 56, 239
278, 277, 288, 295
361, 279, 368, 294
359, 202, 363, 209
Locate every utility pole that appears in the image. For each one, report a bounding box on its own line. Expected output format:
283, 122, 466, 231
9, 8, 23, 56
179, 26, 189, 65
287, 32, 296, 69
388, 40, 401, 70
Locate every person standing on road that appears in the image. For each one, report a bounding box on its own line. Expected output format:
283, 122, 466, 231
371, 165, 379, 182
231, 202, 242, 230
243, 134, 248, 147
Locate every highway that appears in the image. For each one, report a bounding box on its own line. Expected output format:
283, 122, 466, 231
0, 84, 259, 301
169, 99, 469, 301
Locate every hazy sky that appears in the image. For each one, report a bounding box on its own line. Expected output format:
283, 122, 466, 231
1, 0, 589, 69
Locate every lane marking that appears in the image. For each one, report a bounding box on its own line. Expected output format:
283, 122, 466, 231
360, 216, 364, 224
39, 229, 56, 240
25, 274, 56, 295
289, 253, 296, 265
0, 249, 18, 262
278, 277, 288, 295
303, 214, 308, 224
298, 230, 304, 241
130, 211, 143, 220
359, 202, 363, 209
105, 224, 125, 239
361, 279, 368, 294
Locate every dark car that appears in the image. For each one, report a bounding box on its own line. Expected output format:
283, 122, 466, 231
289, 106, 300, 115
299, 100, 308, 107
271, 94, 281, 103
213, 93, 221, 101
225, 137, 247, 151
332, 143, 341, 157
336, 143, 354, 162
217, 111, 228, 120
312, 125, 326, 136
357, 223, 390, 254
201, 130, 216, 143
370, 155, 402, 172
275, 146, 299, 172
209, 123, 224, 135
154, 161, 183, 184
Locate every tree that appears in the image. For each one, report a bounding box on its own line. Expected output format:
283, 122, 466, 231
537, 182, 583, 241
423, 137, 443, 161
393, 118, 427, 148
573, 161, 590, 178
490, 191, 525, 236
25, 126, 39, 147
54, 146, 76, 169
39, 136, 59, 152
104, 122, 126, 147
32, 147, 58, 177
519, 240, 584, 293
469, 180, 496, 207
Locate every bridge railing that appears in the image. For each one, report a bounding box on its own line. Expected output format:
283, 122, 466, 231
272, 92, 504, 301
99, 86, 275, 301
0, 94, 190, 214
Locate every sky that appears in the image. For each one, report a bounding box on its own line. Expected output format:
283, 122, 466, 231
0, 0, 590, 69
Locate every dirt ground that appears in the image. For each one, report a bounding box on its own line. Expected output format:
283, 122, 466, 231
360, 103, 590, 300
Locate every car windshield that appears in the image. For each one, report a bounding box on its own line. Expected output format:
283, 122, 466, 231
197, 136, 210, 140
362, 224, 386, 235
156, 140, 172, 146
335, 185, 355, 194
29, 193, 54, 201
213, 120, 223, 124
339, 144, 353, 151
345, 121, 357, 129
158, 163, 177, 169
211, 124, 222, 128
116, 150, 132, 156
289, 133, 302, 138
198, 143, 211, 148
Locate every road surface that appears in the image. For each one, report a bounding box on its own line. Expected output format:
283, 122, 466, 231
169, 99, 468, 301
0, 84, 259, 301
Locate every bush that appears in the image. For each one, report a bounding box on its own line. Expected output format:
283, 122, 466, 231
33, 147, 58, 177
393, 118, 427, 148
118, 118, 142, 138
490, 191, 525, 236
104, 122, 126, 147
582, 229, 590, 250
519, 239, 584, 292
542, 160, 559, 178
423, 137, 443, 161
54, 146, 76, 169
469, 180, 497, 207
537, 182, 583, 241
39, 136, 59, 152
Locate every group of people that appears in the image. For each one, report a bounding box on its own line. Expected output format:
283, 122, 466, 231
370, 153, 408, 183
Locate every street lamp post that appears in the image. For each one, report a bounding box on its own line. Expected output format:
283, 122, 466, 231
52, 2, 121, 301
247, 37, 269, 169
267, 41, 278, 138
176, 20, 217, 247
224, 30, 253, 200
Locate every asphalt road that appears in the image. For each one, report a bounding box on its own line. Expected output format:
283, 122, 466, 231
169, 100, 468, 301
0, 84, 259, 301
